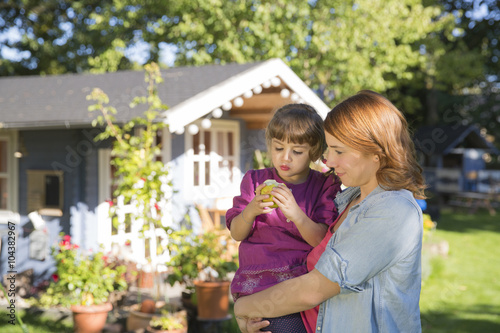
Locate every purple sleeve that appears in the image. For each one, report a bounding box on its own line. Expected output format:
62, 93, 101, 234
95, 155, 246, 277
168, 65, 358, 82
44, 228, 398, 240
311, 173, 342, 226
226, 171, 257, 229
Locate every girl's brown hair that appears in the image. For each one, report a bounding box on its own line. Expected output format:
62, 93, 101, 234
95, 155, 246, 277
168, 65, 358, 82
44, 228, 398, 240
265, 103, 326, 162
324, 90, 426, 198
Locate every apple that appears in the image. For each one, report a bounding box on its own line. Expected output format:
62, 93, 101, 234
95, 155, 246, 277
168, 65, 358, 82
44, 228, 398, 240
260, 179, 286, 208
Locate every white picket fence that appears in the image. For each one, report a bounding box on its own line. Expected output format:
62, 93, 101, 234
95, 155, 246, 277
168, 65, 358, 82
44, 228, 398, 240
97, 196, 171, 272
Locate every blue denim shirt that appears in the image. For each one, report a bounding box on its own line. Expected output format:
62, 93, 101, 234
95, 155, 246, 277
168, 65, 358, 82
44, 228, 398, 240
315, 186, 423, 333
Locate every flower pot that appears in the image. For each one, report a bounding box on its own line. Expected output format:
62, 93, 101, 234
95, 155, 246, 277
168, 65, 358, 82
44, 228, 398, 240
139, 270, 155, 288
194, 281, 230, 320
71, 302, 112, 333
127, 308, 157, 331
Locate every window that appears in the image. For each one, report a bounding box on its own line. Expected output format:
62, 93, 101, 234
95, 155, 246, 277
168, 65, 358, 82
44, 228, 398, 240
27, 170, 64, 216
0, 132, 19, 220
187, 120, 240, 199
0, 139, 8, 210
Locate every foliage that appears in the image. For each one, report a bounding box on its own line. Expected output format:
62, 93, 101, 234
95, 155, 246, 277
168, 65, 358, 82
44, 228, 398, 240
252, 149, 271, 170
0, 283, 28, 332
422, 213, 437, 242
2, 1, 499, 141
165, 228, 238, 289
88, 62, 173, 235
149, 311, 186, 331
0, 309, 73, 333
37, 234, 127, 307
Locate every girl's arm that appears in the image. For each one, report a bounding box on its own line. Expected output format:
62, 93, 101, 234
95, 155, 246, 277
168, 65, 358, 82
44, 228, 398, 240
230, 183, 275, 241
270, 186, 328, 246
234, 268, 340, 319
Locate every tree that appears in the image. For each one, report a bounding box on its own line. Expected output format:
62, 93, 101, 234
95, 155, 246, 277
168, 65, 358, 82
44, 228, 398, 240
2, 0, 498, 135
88, 62, 172, 241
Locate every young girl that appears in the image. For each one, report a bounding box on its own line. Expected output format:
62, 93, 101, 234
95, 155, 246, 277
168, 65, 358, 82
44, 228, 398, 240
226, 103, 342, 332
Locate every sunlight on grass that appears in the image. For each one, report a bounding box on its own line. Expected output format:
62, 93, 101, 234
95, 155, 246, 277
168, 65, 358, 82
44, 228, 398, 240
420, 208, 500, 332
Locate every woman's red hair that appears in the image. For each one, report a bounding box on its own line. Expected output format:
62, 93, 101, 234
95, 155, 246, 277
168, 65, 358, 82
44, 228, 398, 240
324, 90, 426, 199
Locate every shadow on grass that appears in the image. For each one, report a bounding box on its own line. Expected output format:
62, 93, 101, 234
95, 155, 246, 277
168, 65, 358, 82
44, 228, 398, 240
434, 208, 500, 233
421, 303, 500, 333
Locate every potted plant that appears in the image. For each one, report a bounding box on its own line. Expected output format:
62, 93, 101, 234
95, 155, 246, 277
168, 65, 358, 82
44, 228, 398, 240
146, 310, 187, 333
165, 227, 238, 320
127, 299, 187, 332
37, 233, 128, 333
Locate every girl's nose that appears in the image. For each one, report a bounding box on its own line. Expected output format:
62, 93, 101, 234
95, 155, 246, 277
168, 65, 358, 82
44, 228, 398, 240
283, 150, 292, 161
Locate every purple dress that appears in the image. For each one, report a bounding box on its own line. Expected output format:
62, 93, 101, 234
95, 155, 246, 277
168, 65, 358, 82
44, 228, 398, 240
226, 167, 341, 300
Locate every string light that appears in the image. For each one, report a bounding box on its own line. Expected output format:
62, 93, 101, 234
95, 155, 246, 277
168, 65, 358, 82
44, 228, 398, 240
233, 97, 244, 107
280, 89, 290, 98
188, 124, 199, 135
212, 108, 223, 118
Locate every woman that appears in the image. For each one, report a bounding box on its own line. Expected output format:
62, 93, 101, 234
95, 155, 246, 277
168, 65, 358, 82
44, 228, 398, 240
234, 90, 426, 333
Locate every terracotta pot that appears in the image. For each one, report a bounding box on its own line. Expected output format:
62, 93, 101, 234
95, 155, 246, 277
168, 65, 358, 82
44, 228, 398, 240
126, 308, 156, 331
71, 302, 112, 333
194, 281, 230, 320
138, 270, 155, 288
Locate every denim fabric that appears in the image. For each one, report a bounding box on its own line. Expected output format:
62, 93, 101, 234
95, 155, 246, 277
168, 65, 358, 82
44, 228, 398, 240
314, 186, 423, 333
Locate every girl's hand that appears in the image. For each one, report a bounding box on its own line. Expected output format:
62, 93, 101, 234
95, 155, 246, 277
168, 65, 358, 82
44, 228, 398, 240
249, 183, 278, 214
270, 185, 306, 223
235, 316, 271, 333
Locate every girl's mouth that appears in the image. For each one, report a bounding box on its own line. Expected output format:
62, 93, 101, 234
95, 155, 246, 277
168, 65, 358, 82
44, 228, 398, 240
280, 165, 290, 171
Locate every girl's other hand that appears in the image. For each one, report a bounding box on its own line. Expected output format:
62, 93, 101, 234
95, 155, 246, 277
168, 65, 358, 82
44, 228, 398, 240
270, 185, 303, 222
235, 316, 271, 333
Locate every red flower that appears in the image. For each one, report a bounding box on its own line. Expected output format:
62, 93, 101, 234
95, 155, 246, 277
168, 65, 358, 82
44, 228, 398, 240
125, 240, 131, 246
154, 203, 160, 211
106, 199, 114, 207
51, 274, 59, 283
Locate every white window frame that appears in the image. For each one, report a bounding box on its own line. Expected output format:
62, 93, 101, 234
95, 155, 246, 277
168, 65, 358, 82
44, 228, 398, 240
0, 131, 19, 224
185, 119, 240, 201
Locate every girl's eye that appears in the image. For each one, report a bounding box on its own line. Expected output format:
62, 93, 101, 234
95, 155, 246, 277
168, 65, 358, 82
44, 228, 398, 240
335, 150, 343, 155
275, 147, 283, 151
293, 150, 303, 155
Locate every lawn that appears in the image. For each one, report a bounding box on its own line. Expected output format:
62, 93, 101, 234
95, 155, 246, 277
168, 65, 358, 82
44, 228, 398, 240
1, 208, 499, 333
420, 208, 500, 332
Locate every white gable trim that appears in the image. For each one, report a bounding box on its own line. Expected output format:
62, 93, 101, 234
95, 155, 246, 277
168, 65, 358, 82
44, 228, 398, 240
164, 58, 329, 133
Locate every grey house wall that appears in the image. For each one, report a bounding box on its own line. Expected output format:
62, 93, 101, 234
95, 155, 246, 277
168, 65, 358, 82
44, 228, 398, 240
0, 122, 269, 283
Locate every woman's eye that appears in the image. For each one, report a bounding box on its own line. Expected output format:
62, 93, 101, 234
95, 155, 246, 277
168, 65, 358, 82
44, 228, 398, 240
335, 150, 343, 155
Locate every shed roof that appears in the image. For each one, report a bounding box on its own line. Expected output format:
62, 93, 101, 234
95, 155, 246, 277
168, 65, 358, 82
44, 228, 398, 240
414, 124, 499, 155
0, 61, 259, 129
0, 58, 329, 132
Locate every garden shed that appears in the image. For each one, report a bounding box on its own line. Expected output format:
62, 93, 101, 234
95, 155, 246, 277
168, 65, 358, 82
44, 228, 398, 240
0, 58, 329, 282
414, 124, 500, 194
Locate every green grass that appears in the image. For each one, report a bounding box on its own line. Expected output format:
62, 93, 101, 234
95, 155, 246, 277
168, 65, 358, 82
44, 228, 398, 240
0, 308, 73, 333
420, 208, 500, 332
